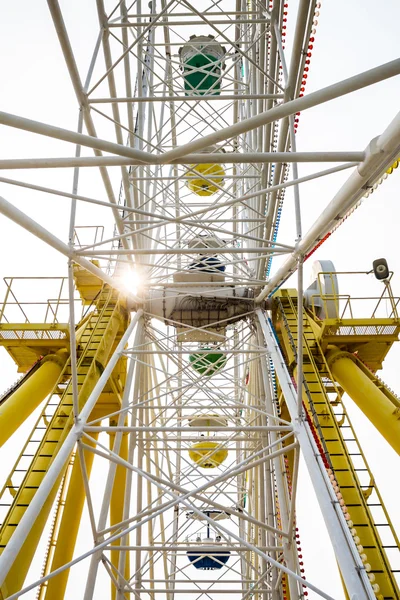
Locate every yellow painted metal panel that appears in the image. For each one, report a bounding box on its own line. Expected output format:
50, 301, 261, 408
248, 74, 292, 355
0, 468, 67, 598
73, 262, 103, 305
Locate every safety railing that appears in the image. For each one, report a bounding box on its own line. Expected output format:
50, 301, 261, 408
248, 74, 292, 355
73, 225, 104, 249
0, 277, 83, 341
309, 270, 400, 321
186, 533, 232, 544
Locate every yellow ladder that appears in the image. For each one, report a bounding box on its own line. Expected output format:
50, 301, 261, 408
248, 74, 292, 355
273, 292, 400, 599
0, 286, 126, 598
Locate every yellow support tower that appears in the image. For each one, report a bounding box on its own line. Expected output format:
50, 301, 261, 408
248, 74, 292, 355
0, 276, 129, 599
37, 433, 99, 600
109, 425, 131, 600
0, 350, 68, 447
326, 348, 400, 454
272, 289, 400, 600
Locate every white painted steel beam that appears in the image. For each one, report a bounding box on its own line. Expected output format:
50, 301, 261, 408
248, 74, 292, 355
0, 152, 365, 170
80, 439, 336, 600
7, 433, 297, 600
2, 4, 398, 599
78, 247, 288, 255
89, 94, 285, 102
46, 0, 135, 252
159, 58, 400, 162
0, 60, 398, 166
0, 109, 152, 163
256, 109, 400, 301
83, 426, 293, 433
256, 309, 375, 600
0, 310, 144, 587
0, 195, 141, 304
0, 162, 357, 221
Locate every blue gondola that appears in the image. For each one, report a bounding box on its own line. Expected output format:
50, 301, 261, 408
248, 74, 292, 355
188, 255, 226, 273
187, 548, 231, 570
186, 518, 231, 570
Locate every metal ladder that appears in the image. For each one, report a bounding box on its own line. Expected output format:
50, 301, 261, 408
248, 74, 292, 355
275, 293, 400, 598
0, 286, 123, 553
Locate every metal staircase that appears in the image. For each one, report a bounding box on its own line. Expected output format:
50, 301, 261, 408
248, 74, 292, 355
273, 291, 400, 599
0, 286, 126, 597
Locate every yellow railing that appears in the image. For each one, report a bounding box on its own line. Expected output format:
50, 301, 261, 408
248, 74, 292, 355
0, 277, 82, 330
309, 270, 400, 320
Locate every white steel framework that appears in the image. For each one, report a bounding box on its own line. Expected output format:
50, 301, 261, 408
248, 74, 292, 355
0, 2, 399, 600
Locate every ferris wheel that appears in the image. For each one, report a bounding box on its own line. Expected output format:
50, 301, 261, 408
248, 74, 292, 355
0, 1, 399, 600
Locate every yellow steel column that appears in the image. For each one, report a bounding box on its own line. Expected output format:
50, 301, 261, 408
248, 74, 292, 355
0, 468, 67, 599
109, 426, 130, 599
0, 350, 68, 447
0, 298, 124, 598
43, 433, 99, 600
326, 347, 400, 455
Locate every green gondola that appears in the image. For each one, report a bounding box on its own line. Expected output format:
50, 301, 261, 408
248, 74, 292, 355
179, 35, 226, 96
189, 349, 227, 376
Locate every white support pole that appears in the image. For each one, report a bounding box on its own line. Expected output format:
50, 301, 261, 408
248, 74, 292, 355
116, 327, 146, 598
68, 108, 85, 421
0, 162, 358, 224
84, 426, 294, 433
0, 60, 398, 166
5, 435, 298, 600
83, 317, 144, 600
80, 441, 337, 600
159, 58, 400, 162
287, 447, 300, 542
256, 109, 400, 302
133, 340, 145, 596
0, 152, 366, 170
0, 109, 152, 163
87, 435, 297, 529
0, 309, 143, 586
256, 327, 300, 600
0, 195, 140, 304
256, 309, 375, 600
95, 0, 132, 205
257, 370, 279, 600
88, 93, 285, 102
260, 0, 313, 249
79, 247, 288, 255
68, 260, 80, 420
46, 0, 135, 255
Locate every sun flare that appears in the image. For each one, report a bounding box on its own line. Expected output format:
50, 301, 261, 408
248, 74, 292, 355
121, 270, 142, 295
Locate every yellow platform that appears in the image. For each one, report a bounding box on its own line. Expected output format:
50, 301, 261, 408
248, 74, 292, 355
317, 317, 400, 371
0, 324, 69, 372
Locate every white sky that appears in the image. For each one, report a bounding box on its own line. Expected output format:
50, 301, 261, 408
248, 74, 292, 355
0, 1, 399, 598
